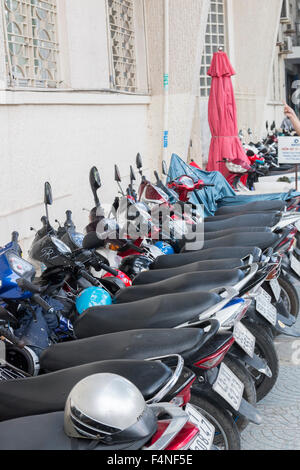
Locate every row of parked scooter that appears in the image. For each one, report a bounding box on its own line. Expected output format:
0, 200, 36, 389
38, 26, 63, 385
223, 121, 296, 191
1, 154, 300, 450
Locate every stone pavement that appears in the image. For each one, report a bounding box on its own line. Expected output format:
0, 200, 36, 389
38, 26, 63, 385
241, 284, 300, 450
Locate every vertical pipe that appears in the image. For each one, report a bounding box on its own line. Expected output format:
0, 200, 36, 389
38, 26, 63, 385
163, 0, 170, 166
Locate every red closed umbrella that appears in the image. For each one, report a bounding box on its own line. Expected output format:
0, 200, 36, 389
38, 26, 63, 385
206, 51, 249, 176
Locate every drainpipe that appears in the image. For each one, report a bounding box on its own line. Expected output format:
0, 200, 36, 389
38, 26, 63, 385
162, 0, 170, 166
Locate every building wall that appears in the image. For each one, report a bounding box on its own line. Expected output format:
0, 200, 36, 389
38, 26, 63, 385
0, 0, 209, 253
145, 0, 210, 169
232, 0, 283, 140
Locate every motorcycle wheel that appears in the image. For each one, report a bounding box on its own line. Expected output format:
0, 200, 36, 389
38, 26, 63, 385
242, 319, 279, 402
278, 274, 299, 319
189, 394, 241, 450
223, 355, 257, 432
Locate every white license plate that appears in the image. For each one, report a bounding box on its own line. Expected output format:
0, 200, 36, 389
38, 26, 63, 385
233, 322, 255, 358
291, 254, 300, 278
185, 404, 215, 451
270, 279, 281, 302
256, 288, 277, 326
212, 362, 244, 411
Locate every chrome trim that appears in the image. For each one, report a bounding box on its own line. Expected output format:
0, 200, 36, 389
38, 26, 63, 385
143, 403, 189, 451
231, 263, 259, 293
144, 355, 184, 404
241, 254, 254, 265
175, 288, 239, 328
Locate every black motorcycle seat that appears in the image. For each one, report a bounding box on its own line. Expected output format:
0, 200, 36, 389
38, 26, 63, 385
198, 232, 279, 251
74, 291, 222, 338
40, 328, 204, 372
215, 200, 287, 216
0, 412, 149, 450
153, 247, 261, 269
116, 269, 245, 304
203, 228, 271, 241
205, 210, 279, 222
204, 213, 280, 232
134, 258, 244, 285
0, 360, 172, 422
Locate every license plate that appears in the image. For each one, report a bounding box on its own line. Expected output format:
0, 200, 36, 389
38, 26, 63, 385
212, 362, 244, 411
291, 254, 300, 278
185, 404, 215, 450
270, 279, 281, 302
256, 288, 277, 326
233, 322, 255, 358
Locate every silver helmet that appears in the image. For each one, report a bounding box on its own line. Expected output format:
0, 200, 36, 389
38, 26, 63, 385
64, 373, 157, 446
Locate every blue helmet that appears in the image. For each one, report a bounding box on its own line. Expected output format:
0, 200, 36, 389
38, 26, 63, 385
154, 242, 175, 256
76, 287, 112, 315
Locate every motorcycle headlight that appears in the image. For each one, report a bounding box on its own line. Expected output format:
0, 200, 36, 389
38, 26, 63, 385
226, 162, 248, 174
7, 254, 34, 277
51, 237, 72, 254
70, 232, 84, 248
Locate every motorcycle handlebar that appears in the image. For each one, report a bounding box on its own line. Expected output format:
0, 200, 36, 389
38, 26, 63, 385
11, 232, 19, 243
16, 278, 43, 294
79, 269, 101, 286
0, 326, 25, 348
99, 263, 119, 277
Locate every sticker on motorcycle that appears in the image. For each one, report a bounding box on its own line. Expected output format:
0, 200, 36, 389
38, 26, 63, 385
233, 322, 255, 358
270, 279, 281, 302
185, 404, 215, 451
212, 362, 244, 412
256, 288, 277, 326
291, 254, 300, 278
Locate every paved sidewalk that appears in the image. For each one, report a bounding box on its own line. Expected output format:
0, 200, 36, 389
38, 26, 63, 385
241, 286, 300, 450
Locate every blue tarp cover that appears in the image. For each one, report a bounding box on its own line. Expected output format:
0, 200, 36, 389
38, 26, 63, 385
168, 154, 300, 217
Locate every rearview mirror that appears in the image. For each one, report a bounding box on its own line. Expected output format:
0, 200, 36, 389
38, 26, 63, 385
114, 164, 122, 183
89, 167, 101, 207
130, 165, 136, 182
136, 153, 143, 170
271, 121, 276, 131
266, 121, 269, 131
89, 167, 101, 191
162, 160, 168, 176
44, 182, 53, 206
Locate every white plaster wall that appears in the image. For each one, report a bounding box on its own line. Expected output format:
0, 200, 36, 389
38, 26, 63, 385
145, 0, 210, 168
231, 0, 283, 137
0, 101, 150, 253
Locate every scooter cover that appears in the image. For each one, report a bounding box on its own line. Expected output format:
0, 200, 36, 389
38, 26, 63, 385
167, 154, 300, 216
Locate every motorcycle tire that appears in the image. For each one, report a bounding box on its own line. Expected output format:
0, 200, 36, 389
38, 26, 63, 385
223, 355, 257, 432
189, 394, 241, 450
241, 319, 279, 402
278, 274, 299, 319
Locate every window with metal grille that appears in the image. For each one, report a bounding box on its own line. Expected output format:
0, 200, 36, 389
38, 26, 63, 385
3, 0, 59, 88
106, 0, 137, 92
200, 0, 226, 97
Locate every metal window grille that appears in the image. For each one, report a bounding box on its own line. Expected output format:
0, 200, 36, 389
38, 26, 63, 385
200, 0, 226, 97
107, 0, 137, 92
3, 0, 59, 88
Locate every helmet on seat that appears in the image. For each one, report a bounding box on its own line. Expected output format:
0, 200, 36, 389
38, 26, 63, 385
64, 373, 157, 446
75, 287, 112, 315
154, 241, 175, 256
